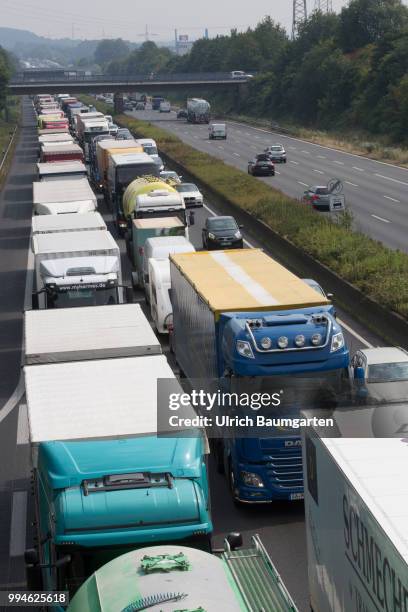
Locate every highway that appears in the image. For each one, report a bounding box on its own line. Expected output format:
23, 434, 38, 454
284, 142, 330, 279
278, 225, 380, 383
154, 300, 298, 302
128, 108, 408, 252
0, 97, 386, 612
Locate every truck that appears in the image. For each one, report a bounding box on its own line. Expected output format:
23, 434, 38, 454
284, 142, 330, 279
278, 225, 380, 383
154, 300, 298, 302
38, 117, 69, 131
123, 176, 177, 221
67, 537, 299, 612
37, 161, 87, 182
94, 139, 141, 191
130, 217, 186, 287
187, 98, 211, 124
75, 113, 110, 159
169, 248, 349, 504
302, 433, 408, 612
31, 212, 106, 237
23, 335, 212, 601
143, 234, 195, 300
31, 230, 128, 309
40, 143, 84, 163
38, 133, 74, 147
32, 178, 97, 215
152, 96, 165, 110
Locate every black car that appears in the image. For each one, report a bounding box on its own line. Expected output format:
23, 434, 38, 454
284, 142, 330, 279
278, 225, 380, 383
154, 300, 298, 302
248, 154, 275, 176
116, 128, 133, 140
202, 216, 244, 250
177, 108, 188, 119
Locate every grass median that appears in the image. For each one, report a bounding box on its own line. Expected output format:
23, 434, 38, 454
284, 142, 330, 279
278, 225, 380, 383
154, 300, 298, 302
80, 96, 408, 320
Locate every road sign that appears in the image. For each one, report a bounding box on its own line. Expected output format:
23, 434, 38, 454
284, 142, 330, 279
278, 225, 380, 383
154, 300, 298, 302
327, 178, 343, 194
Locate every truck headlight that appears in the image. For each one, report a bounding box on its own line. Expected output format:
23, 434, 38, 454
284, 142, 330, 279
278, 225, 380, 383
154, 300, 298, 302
236, 340, 254, 359
234, 230, 242, 239
311, 333, 322, 346
331, 332, 344, 352
277, 336, 288, 349
208, 232, 215, 240
241, 471, 264, 487
295, 334, 305, 347
260, 336, 272, 349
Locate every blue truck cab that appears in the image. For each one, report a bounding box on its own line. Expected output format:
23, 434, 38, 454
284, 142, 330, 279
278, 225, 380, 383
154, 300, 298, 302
170, 249, 349, 504
23, 352, 212, 603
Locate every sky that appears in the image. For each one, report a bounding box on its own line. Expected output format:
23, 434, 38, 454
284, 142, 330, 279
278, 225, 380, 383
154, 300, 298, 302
1, 0, 350, 41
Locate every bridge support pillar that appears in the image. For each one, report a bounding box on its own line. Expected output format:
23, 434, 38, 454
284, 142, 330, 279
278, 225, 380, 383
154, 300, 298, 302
114, 92, 124, 114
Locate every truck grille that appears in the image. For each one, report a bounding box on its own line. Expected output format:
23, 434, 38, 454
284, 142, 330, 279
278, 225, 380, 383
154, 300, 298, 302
262, 446, 303, 489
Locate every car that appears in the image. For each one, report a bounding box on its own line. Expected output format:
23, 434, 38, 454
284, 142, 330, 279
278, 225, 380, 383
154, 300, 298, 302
177, 108, 187, 119
264, 144, 287, 163
230, 70, 254, 79
176, 183, 203, 207
108, 123, 119, 136
159, 101, 171, 113
160, 170, 182, 184
209, 123, 227, 140
202, 216, 243, 250
248, 154, 275, 176
350, 347, 408, 405
116, 128, 133, 140
151, 154, 164, 172
302, 278, 336, 317
123, 101, 133, 111
134, 102, 145, 110
302, 185, 332, 210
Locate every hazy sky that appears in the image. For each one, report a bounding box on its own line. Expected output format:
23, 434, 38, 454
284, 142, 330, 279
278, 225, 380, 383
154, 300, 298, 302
2, 0, 350, 41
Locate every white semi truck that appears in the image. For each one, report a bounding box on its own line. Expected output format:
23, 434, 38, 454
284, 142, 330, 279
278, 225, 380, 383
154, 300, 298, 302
31, 230, 131, 309
31, 212, 106, 237
302, 433, 408, 612
32, 178, 97, 215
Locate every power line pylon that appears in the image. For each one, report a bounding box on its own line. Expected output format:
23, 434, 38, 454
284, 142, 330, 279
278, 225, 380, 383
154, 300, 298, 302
292, 0, 307, 39
314, 0, 333, 12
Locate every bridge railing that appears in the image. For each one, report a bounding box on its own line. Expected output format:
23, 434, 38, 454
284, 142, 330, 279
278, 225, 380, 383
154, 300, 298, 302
10, 72, 253, 84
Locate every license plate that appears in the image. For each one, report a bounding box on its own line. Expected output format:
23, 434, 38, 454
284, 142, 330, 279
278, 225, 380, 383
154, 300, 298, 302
290, 492, 304, 501
221, 242, 231, 246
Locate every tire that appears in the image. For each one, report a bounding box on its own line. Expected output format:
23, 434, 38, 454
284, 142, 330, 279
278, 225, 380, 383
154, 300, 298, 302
211, 439, 225, 474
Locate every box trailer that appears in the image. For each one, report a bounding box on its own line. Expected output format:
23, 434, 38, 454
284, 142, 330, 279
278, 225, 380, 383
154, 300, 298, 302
31, 211, 106, 236
302, 434, 408, 612
32, 178, 97, 215
36, 161, 87, 182
40, 143, 84, 163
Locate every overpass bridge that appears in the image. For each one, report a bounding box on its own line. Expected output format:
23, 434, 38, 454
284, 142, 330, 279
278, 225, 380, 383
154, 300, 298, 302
8, 72, 252, 96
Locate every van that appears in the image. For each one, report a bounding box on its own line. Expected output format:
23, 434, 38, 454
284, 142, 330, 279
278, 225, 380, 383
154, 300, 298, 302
209, 123, 227, 140
159, 101, 171, 113
143, 235, 195, 301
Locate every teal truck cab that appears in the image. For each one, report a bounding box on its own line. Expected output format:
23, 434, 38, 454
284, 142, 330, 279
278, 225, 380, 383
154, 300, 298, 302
23, 306, 212, 603
170, 249, 349, 504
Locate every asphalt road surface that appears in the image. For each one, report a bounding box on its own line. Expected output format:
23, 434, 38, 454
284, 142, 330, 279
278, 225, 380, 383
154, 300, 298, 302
129, 108, 408, 252
0, 97, 386, 612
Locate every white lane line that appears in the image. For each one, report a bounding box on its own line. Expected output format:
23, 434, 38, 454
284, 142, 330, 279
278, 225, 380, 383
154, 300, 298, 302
317, 155, 326, 159
298, 181, 309, 186
289, 146, 297, 150
372, 214, 390, 223
245, 132, 251, 136
233, 152, 240, 157
374, 173, 408, 187
16, 404, 29, 445
313, 169, 324, 174
337, 318, 373, 348
346, 181, 359, 187
203, 203, 255, 248
9, 491, 28, 557
353, 166, 365, 171
289, 160, 299, 165
333, 160, 344, 165
255, 135, 260, 139
218, 146, 224, 150
274, 170, 281, 175
383, 195, 400, 203
250, 145, 257, 150
301, 150, 310, 154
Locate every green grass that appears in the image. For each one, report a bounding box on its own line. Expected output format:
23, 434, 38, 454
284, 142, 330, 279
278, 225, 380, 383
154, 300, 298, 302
81, 96, 408, 320
0, 99, 20, 187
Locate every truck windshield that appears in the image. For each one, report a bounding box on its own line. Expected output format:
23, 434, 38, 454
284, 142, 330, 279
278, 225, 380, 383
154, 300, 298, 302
367, 362, 408, 382
46, 286, 119, 308
84, 130, 109, 143
117, 164, 159, 186
142, 145, 158, 156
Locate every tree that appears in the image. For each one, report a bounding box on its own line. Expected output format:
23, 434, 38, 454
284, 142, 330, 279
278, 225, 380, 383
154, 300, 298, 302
94, 38, 129, 67
0, 46, 11, 114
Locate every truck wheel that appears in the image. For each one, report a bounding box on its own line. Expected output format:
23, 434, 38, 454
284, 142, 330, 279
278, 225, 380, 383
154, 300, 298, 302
211, 439, 225, 474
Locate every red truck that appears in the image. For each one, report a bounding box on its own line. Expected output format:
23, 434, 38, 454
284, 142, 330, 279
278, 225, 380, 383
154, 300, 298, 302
40, 143, 84, 163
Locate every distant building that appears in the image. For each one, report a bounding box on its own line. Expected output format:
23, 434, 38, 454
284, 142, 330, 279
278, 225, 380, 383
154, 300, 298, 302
175, 34, 194, 56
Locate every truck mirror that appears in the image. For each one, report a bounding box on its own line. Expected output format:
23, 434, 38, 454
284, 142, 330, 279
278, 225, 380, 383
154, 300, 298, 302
326, 292, 334, 299
239, 224, 244, 229
24, 548, 39, 566
354, 366, 365, 381
226, 532, 243, 551
188, 211, 195, 226
32, 293, 39, 311
125, 286, 134, 304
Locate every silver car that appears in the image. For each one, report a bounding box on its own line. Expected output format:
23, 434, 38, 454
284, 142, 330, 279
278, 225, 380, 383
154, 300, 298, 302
264, 144, 287, 163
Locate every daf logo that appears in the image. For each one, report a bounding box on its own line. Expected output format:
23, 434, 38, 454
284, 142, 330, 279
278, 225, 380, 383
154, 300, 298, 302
285, 440, 302, 447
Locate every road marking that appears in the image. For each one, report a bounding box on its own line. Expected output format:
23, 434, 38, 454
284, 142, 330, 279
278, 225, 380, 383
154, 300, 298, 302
250, 145, 257, 150
233, 152, 240, 157
255, 135, 260, 139
301, 150, 310, 154
245, 132, 251, 136
337, 319, 373, 348
333, 160, 344, 165
289, 160, 299, 165
298, 181, 308, 186
374, 173, 408, 187
383, 195, 400, 203
371, 214, 390, 223
9, 491, 28, 557
346, 181, 359, 187
317, 155, 326, 159
289, 146, 297, 150
313, 169, 324, 174
353, 166, 364, 171
16, 404, 29, 445
218, 145, 224, 150
274, 170, 281, 175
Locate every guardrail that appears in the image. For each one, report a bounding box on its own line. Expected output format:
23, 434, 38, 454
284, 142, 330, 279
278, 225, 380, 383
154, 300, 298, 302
0, 125, 18, 176
10, 72, 253, 84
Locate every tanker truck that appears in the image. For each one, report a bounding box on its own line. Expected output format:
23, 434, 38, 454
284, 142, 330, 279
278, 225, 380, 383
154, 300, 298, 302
187, 98, 211, 124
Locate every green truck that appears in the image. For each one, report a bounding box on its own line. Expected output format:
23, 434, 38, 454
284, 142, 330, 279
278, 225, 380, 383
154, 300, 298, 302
67, 535, 298, 612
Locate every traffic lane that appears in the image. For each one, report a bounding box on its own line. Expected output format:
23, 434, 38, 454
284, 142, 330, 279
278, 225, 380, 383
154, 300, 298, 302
133, 111, 408, 250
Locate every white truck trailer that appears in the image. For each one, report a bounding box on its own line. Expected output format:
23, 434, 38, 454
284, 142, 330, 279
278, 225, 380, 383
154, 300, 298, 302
31, 230, 129, 309
32, 178, 97, 215
36, 161, 87, 182
302, 433, 408, 612
24, 304, 161, 364
31, 212, 106, 237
